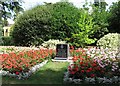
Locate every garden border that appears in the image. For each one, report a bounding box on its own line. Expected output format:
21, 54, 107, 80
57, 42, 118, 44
0, 60, 48, 80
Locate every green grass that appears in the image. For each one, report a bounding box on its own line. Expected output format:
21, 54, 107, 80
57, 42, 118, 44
2, 61, 69, 84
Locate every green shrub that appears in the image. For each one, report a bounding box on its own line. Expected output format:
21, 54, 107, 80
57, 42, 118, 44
11, 2, 80, 46
41, 39, 66, 49
2, 36, 14, 46
97, 33, 120, 50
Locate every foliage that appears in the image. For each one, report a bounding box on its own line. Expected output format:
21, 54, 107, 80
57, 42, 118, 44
41, 39, 66, 49
2, 36, 14, 46
12, 2, 80, 46
50, 2, 80, 40
0, 25, 3, 45
0, 0, 24, 26
12, 5, 52, 46
90, 4, 109, 40
0, 0, 23, 46
67, 8, 96, 48
0, 9, 3, 45
107, 1, 120, 33
97, 33, 120, 50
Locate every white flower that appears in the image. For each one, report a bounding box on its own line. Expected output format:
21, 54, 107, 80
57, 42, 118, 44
73, 79, 82, 84
85, 77, 95, 83
63, 78, 73, 83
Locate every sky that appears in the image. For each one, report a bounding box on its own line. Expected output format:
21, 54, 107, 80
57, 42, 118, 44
22, 0, 118, 10
8, 0, 118, 24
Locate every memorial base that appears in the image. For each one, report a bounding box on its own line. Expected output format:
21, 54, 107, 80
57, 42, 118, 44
52, 57, 73, 62
54, 57, 67, 60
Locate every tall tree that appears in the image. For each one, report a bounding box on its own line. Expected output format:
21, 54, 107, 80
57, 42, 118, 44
108, 1, 120, 33
0, 0, 23, 45
0, 3, 3, 45
0, 25, 3, 45
0, 0, 24, 26
90, 0, 109, 40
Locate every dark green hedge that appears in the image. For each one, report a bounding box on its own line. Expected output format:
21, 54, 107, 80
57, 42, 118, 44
2, 36, 14, 46
11, 2, 80, 46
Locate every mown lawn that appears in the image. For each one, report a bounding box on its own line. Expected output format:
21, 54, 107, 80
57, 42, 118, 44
2, 61, 69, 84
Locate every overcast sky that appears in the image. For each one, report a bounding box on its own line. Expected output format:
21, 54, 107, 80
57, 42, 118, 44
8, 0, 118, 24
22, 0, 118, 10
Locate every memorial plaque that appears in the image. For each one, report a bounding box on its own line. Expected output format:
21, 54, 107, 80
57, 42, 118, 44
55, 44, 70, 60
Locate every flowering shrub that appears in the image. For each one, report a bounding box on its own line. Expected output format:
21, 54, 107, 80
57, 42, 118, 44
41, 39, 66, 49
66, 48, 120, 83
0, 49, 55, 74
97, 33, 120, 50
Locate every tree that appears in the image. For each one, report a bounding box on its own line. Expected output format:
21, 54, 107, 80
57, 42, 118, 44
90, 0, 109, 40
12, 2, 80, 46
0, 25, 3, 45
68, 8, 96, 48
12, 4, 52, 46
0, 3, 3, 45
0, 0, 23, 45
50, 2, 80, 40
108, 1, 120, 33
0, 0, 24, 26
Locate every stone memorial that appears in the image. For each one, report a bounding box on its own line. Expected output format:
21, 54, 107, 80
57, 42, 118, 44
55, 44, 70, 60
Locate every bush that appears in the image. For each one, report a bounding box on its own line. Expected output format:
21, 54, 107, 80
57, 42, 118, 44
41, 39, 66, 49
11, 2, 80, 46
2, 36, 14, 46
97, 33, 120, 50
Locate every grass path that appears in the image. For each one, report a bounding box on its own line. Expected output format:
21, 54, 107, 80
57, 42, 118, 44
2, 61, 69, 84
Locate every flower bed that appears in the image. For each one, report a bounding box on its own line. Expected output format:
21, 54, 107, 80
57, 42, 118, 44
0, 46, 42, 54
0, 49, 55, 79
0, 60, 48, 79
64, 48, 120, 84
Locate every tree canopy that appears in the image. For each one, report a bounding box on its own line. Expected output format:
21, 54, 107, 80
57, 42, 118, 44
0, 0, 24, 26
12, 2, 80, 46
108, 1, 120, 33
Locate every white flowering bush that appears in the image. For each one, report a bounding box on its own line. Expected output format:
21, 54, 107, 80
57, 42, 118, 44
97, 33, 120, 50
41, 39, 66, 49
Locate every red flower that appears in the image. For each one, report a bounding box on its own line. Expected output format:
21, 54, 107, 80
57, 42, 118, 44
92, 63, 97, 67
96, 67, 101, 70
70, 46, 74, 50
88, 68, 92, 71
72, 56, 78, 62
81, 70, 84, 73
15, 72, 19, 75
90, 74, 95, 78
86, 69, 91, 73
19, 68, 22, 71
70, 71, 76, 75
80, 62, 83, 65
